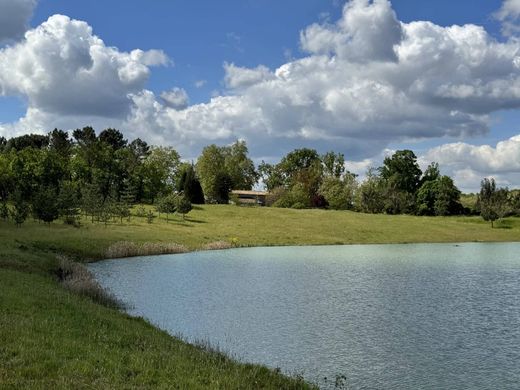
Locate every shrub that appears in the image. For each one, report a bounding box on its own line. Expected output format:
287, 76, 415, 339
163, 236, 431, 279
135, 206, 147, 217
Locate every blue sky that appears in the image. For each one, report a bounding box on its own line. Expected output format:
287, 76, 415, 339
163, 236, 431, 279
1, 0, 520, 191
29, 0, 506, 105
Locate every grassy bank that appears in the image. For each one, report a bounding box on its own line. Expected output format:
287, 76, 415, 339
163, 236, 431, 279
1, 205, 518, 261
1, 205, 519, 388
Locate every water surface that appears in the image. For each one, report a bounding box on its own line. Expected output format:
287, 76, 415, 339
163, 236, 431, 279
89, 243, 520, 389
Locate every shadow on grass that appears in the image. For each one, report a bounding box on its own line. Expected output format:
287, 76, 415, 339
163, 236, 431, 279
495, 220, 514, 229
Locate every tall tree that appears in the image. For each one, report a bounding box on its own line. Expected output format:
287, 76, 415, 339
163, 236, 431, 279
223, 140, 258, 190
196, 144, 226, 203
477, 178, 510, 227
380, 150, 422, 194
322, 151, 345, 178
144, 146, 181, 203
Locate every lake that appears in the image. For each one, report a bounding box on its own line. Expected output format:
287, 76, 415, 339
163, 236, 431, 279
88, 243, 520, 389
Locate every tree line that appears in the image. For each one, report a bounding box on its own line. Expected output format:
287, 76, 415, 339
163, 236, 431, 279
0, 129, 518, 227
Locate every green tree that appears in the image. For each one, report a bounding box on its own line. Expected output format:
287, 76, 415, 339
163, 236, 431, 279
258, 161, 284, 191
477, 178, 510, 227
223, 140, 258, 190
57, 181, 81, 225
357, 168, 385, 214
196, 145, 226, 203
416, 175, 462, 216
144, 146, 180, 203
319, 174, 357, 210
177, 164, 205, 204
156, 193, 177, 222
81, 184, 103, 223
0, 202, 9, 220
175, 195, 192, 220
11, 190, 30, 227
279, 148, 321, 185
321, 151, 345, 178
32, 187, 59, 225
380, 150, 422, 195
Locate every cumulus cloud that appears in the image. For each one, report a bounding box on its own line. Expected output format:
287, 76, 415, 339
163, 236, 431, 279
224, 63, 274, 89
300, 0, 402, 62
3, 0, 520, 190
119, 0, 520, 160
421, 135, 520, 191
0, 14, 168, 119
160, 87, 189, 110
0, 0, 37, 43
495, 0, 520, 35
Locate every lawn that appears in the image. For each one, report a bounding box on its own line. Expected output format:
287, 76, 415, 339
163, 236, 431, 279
1, 205, 519, 388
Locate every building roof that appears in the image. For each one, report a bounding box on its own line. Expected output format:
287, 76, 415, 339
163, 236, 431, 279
231, 190, 269, 196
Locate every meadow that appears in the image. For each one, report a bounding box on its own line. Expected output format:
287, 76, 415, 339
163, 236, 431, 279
1, 205, 519, 388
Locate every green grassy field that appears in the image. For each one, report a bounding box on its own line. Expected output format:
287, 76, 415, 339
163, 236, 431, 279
1, 205, 519, 388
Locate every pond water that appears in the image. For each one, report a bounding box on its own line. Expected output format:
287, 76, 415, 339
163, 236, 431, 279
89, 243, 520, 389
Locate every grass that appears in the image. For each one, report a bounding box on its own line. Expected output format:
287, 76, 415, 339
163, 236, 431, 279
1, 205, 519, 388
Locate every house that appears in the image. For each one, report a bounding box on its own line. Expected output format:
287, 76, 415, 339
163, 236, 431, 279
230, 190, 269, 206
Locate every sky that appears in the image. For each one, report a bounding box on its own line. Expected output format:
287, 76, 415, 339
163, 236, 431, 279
1, 0, 520, 192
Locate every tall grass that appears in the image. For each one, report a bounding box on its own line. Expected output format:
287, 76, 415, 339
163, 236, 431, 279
104, 241, 188, 258
201, 240, 233, 250
56, 255, 120, 308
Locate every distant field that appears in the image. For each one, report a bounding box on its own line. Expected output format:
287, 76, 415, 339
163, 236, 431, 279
1, 205, 518, 262
1, 205, 519, 388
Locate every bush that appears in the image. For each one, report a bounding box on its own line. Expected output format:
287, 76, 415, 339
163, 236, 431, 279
135, 206, 147, 217
265, 187, 286, 207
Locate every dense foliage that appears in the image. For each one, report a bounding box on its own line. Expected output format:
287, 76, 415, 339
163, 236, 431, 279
0, 129, 516, 227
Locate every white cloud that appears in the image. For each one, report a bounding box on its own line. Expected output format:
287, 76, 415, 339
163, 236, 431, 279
194, 79, 206, 88
421, 135, 520, 191
0, 0, 37, 43
0, 14, 168, 119
301, 0, 402, 63
224, 63, 274, 89
2, 0, 520, 190
494, 0, 520, 36
160, 87, 189, 110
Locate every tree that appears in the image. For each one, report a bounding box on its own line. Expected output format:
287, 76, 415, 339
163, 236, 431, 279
144, 146, 181, 203
11, 190, 30, 227
156, 193, 177, 222
357, 168, 385, 214
421, 162, 440, 184
223, 140, 259, 190
196, 145, 230, 203
319, 174, 357, 210
380, 150, 422, 195
214, 171, 233, 204
279, 148, 321, 185
176, 195, 192, 220
416, 175, 462, 216
322, 151, 345, 178
81, 184, 103, 223
48, 128, 72, 158
0, 202, 9, 221
57, 181, 81, 225
477, 178, 510, 227
98, 128, 127, 150
32, 187, 60, 225
5, 134, 49, 151
177, 164, 205, 204
258, 161, 284, 191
